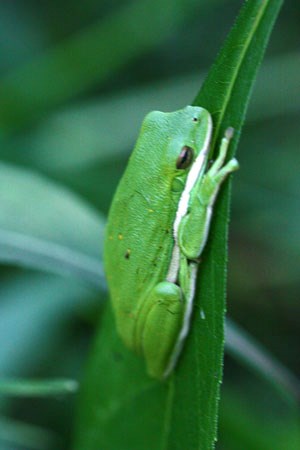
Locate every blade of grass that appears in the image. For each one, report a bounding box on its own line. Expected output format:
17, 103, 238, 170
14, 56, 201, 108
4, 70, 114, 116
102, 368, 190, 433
0, 163, 105, 287
74, 1, 283, 450
167, 1, 284, 449
0, 229, 103, 288
0, 378, 78, 397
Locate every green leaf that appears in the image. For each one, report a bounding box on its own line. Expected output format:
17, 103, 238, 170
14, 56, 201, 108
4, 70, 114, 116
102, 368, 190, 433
0, 163, 104, 287
0, 378, 78, 397
74, 1, 283, 450
174, 1, 284, 448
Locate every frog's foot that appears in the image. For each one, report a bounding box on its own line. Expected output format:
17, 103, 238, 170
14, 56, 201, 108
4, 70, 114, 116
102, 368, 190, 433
205, 127, 239, 184
178, 127, 239, 260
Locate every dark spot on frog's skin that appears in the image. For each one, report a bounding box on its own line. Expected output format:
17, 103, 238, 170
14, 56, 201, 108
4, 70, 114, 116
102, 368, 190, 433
124, 249, 131, 259
167, 308, 181, 316
193, 117, 198, 122
166, 309, 176, 315
165, 229, 170, 234
189, 256, 202, 264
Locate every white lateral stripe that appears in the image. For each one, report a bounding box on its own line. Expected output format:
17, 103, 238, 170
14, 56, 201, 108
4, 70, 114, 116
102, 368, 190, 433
163, 262, 198, 378
173, 115, 212, 241
164, 115, 213, 376
166, 115, 212, 283
166, 244, 180, 283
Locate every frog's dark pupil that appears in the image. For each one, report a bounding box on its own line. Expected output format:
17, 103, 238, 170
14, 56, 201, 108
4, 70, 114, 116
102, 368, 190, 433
176, 146, 194, 169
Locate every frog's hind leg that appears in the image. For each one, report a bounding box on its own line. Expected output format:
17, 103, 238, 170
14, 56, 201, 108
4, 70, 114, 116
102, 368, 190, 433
139, 282, 184, 379
162, 257, 198, 378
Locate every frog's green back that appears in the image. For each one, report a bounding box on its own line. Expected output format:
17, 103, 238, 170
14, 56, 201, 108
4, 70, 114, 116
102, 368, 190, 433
104, 106, 210, 351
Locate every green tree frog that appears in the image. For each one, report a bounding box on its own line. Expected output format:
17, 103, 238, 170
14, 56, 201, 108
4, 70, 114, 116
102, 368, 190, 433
104, 106, 238, 380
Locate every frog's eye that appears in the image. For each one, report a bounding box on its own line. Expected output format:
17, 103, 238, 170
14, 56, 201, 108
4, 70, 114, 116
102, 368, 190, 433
176, 146, 194, 170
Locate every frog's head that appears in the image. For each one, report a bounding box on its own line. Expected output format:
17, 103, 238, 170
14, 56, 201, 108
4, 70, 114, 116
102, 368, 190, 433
135, 106, 213, 195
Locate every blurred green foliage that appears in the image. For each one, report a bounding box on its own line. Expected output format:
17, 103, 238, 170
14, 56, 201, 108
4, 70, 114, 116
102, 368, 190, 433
0, 1, 299, 449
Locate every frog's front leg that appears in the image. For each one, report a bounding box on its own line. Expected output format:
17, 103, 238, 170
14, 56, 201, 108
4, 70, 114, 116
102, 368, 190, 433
178, 128, 239, 259
137, 282, 184, 379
